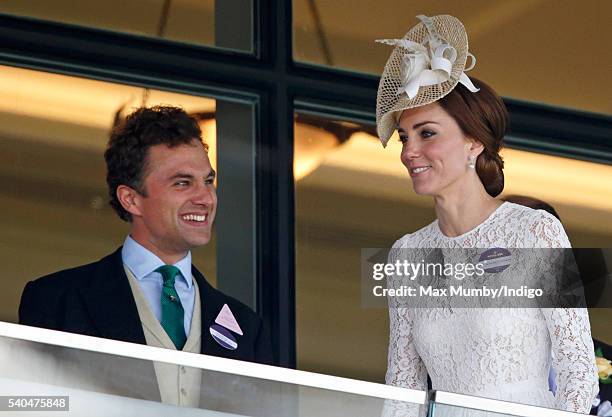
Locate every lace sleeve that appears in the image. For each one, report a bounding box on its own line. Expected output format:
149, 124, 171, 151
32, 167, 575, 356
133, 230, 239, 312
526, 209, 571, 248
386, 306, 428, 390
528, 210, 599, 413
385, 243, 428, 390
541, 308, 598, 413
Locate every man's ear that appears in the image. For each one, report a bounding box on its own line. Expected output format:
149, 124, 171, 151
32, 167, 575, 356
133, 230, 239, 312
117, 185, 144, 218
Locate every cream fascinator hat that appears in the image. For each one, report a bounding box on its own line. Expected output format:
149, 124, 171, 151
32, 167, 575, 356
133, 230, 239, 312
376, 14, 479, 146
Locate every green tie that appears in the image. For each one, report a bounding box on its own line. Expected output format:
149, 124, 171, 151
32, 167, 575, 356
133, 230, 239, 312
156, 265, 187, 350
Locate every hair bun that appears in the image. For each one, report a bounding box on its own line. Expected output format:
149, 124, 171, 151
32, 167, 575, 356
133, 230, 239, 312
476, 152, 504, 197
438, 78, 508, 197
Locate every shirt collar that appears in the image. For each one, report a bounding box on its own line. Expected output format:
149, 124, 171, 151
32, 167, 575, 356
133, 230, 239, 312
121, 235, 193, 288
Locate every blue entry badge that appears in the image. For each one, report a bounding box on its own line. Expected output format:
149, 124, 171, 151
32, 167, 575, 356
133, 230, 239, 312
479, 248, 512, 273
209, 324, 238, 350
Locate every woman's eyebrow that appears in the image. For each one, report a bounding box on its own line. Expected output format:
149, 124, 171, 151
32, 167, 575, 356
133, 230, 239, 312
412, 121, 439, 129
398, 121, 440, 133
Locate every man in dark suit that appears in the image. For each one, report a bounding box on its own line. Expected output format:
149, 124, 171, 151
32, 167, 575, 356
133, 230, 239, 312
19, 106, 273, 401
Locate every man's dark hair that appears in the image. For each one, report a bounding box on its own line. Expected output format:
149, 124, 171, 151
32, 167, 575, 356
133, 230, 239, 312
105, 105, 206, 222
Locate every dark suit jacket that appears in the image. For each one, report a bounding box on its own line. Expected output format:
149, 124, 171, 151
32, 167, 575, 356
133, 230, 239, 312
18, 248, 274, 401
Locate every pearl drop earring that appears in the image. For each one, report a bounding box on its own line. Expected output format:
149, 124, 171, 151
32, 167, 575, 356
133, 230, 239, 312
468, 155, 476, 169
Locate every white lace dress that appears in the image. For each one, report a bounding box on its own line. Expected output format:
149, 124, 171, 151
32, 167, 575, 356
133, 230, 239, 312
386, 202, 599, 413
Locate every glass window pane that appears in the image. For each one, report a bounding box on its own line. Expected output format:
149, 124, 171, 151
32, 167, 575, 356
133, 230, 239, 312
432, 390, 562, 417
0, 325, 428, 416
0, 65, 217, 323
292, 0, 611, 114
294, 111, 612, 383
0, 0, 253, 52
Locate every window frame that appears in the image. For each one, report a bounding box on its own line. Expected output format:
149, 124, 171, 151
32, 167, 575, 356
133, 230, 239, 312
1, 0, 611, 369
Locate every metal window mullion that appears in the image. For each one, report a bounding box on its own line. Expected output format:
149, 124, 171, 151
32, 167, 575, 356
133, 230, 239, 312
216, 100, 257, 310
215, 0, 253, 53
253, 0, 296, 369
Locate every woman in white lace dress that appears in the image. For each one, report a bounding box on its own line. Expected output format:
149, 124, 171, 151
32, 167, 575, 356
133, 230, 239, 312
375, 14, 599, 413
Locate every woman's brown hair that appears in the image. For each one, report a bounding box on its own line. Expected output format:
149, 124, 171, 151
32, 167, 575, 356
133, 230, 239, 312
438, 78, 508, 197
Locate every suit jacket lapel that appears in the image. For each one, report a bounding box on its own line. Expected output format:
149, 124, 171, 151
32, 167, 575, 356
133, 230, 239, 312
192, 267, 224, 354
78, 247, 147, 345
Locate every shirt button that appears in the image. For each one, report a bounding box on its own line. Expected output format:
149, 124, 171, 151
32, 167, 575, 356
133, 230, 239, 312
180, 366, 186, 374
181, 388, 187, 396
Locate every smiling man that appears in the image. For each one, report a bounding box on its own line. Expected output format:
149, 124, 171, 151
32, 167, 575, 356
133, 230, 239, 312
18, 106, 273, 404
